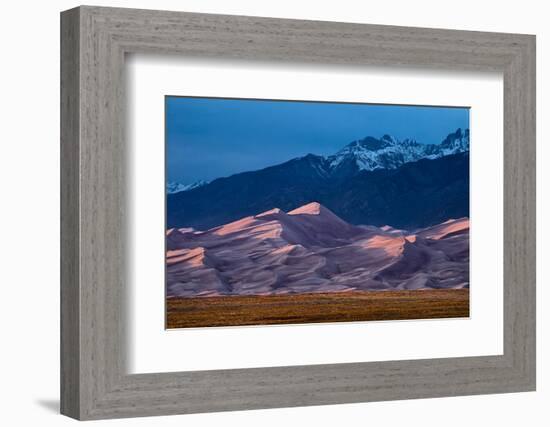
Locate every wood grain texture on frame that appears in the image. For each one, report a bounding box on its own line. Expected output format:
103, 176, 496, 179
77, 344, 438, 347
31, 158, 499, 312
60, 5, 536, 420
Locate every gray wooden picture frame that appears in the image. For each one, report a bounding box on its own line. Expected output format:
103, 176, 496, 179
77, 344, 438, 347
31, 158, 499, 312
60, 5, 536, 420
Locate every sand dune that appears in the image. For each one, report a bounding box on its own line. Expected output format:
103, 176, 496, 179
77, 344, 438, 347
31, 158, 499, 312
166, 202, 469, 297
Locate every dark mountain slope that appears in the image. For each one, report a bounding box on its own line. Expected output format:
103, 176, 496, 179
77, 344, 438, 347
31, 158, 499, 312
167, 154, 331, 229
167, 152, 469, 230
323, 152, 469, 229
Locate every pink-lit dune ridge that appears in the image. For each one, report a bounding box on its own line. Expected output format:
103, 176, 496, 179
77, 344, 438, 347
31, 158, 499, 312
166, 202, 469, 297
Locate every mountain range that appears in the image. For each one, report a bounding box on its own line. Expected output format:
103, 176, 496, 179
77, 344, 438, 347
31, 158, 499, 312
167, 202, 469, 297
167, 128, 470, 230
328, 128, 469, 176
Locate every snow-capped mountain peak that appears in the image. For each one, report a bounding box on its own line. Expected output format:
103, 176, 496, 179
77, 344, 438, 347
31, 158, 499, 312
381, 134, 398, 145
440, 128, 469, 153
167, 180, 208, 194
328, 128, 469, 173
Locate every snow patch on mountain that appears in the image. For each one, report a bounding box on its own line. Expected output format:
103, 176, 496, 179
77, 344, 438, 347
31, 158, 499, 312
167, 180, 208, 194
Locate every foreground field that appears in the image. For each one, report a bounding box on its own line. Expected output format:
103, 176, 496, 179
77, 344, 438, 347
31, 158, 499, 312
166, 289, 469, 329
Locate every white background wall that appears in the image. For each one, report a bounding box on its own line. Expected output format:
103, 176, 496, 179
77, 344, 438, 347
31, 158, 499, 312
0, 0, 547, 425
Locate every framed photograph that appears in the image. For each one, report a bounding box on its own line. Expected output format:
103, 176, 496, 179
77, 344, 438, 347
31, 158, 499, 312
61, 6, 536, 420
165, 97, 471, 328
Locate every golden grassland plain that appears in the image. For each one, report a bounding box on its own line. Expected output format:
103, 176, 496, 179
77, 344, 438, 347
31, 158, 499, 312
166, 289, 469, 329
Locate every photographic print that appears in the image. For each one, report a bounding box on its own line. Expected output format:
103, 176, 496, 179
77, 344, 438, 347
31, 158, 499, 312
165, 97, 470, 329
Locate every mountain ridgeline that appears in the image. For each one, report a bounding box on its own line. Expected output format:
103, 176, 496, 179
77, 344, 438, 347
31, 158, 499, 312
167, 128, 470, 230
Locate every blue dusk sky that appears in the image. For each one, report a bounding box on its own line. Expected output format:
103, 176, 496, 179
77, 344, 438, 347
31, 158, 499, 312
166, 96, 469, 184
